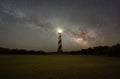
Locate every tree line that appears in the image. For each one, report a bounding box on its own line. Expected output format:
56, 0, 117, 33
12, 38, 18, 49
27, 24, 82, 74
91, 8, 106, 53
0, 47, 45, 55
67, 44, 120, 57
0, 43, 120, 57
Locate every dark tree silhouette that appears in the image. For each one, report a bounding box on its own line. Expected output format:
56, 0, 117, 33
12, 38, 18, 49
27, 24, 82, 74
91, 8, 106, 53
62, 43, 120, 57
0, 43, 120, 57
0, 47, 45, 55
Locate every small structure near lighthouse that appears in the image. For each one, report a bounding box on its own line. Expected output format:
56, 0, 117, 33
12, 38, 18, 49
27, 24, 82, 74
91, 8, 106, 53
57, 29, 63, 54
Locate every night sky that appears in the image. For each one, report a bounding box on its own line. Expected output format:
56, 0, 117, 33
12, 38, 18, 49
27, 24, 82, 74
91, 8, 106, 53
0, 0, 120, 52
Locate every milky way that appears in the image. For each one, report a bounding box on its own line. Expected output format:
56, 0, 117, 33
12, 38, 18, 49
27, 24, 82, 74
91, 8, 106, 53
0, 0, 120, 51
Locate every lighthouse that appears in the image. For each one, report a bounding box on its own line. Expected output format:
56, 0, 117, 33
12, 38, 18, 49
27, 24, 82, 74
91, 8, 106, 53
57, 29, 63, 53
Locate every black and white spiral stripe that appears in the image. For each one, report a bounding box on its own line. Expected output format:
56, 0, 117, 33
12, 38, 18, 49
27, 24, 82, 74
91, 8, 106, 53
58, 33, 63, 52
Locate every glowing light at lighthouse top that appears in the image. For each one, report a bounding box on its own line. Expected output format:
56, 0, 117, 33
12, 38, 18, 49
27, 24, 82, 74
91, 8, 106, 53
57, 28, 63, 34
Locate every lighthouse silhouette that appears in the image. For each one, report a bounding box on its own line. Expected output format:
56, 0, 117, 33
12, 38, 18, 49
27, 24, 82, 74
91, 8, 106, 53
57, 29, 63, 53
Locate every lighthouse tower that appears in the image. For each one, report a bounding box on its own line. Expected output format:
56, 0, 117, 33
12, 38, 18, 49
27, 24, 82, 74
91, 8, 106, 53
57, 29, 63, 53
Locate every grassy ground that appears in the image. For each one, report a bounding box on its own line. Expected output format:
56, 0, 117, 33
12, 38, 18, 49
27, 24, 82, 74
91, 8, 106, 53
0, 55, 120, 79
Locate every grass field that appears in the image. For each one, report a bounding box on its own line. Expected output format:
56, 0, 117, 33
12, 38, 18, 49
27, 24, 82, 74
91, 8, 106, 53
0, 55, 120, 79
